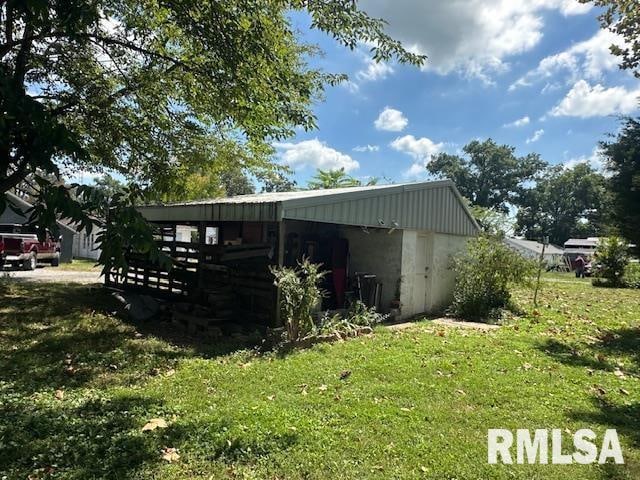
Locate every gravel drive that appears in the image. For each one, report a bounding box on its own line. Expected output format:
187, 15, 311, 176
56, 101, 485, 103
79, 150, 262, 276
1, 267, 102, 284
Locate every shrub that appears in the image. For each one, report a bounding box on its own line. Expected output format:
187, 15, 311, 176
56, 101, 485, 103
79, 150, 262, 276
592, 236, 629, 287
316, 300, 387, 337
622, 262, 640, 289
270, 258, 326, 342
450, 236, 535, 322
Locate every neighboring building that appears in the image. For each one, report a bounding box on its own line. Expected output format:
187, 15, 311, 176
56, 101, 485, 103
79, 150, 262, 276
106, 180, 480, 324
1, 192, 76, 262
72, 227, 102, 260
564, 237, 600, 260
504, 237, 564, 266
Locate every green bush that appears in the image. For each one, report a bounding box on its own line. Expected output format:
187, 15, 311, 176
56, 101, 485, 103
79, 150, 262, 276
622, 262, 640, 289
592, 236, 629, 287
450, 236, 535, 322
316, 300, 387, 337
270, 258, 326, 342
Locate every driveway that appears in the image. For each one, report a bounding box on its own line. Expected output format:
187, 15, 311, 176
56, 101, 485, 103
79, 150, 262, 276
1, 267, 102, 284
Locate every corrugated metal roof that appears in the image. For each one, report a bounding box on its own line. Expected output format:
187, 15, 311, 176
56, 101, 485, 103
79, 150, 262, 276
139, 180, 480, 236
505, 237, 564, 255
564, 237, 600, 248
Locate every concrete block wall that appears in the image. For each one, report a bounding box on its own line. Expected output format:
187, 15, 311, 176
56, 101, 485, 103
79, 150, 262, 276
429, 233, 469, 312
338, 225, 403, 312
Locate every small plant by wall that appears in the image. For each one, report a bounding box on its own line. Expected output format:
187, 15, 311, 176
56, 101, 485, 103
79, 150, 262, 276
270, 258, 326, 342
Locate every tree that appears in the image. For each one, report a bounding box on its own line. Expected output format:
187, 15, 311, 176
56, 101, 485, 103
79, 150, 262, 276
581, 0, 640, 77
594, 236, 630, 287
93, 174, 125, 203
600, 117, 640, 250
515, 163, 611, 246
220, 169, 254, 197
468, 204, 513, 237
261, 171, 297, 193
307, 168, 362, 189
427, 139, 547, 213
0, 0, 423, 272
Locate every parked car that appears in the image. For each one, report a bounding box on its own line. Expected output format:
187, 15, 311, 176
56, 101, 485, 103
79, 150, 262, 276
0, 224, 61, 270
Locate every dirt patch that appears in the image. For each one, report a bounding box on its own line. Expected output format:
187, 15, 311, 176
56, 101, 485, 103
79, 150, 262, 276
1, 267, 102, 284
387, 318, 499, 331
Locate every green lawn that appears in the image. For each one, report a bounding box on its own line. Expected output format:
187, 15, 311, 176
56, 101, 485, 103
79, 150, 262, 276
0, 275, 639, 479
57, 258, 100, 271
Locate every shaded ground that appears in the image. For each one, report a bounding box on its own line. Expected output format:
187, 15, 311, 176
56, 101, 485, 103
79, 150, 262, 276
0, 276, 639, 479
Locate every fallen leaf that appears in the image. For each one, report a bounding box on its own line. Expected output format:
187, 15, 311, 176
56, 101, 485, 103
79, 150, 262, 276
165, 368, 176, 377
318, 384, 328, 391
339, 370, 351, 380
456, 389, 466, 395
400, 407, 412, 412
142, 418, 168, 432
54, 389, 64, 401
620, 388, 629, 396
266, 395, 275, 401
613, 369, 626, 379
421, 466, 428, 473
523, 363, 532, 370
161, 447, 180, 463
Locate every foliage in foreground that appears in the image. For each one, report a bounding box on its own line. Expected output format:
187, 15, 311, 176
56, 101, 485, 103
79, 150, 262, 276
1, 0, 423, 270
1, 279, 639, 479
270, 258, 327, 342
450, 236, 535, 321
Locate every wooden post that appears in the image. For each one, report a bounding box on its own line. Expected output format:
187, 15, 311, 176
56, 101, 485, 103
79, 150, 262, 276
275, 221, 286, 326
533, 236, 548, 308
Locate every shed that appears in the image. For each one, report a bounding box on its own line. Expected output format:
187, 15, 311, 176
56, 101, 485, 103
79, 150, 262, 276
108, 180, 479, 326
1, 192, 76, 263
504, 238, 564, 266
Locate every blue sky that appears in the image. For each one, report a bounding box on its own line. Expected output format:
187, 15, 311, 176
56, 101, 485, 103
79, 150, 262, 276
275, 0, 640, 186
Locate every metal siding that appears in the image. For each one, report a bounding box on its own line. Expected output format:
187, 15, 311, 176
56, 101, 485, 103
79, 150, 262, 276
138, 182, 479, 236
280, 185, 477, 236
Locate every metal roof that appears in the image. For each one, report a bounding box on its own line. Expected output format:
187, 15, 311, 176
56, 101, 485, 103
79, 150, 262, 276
3, 192, 77, 235
505, 237, 564, 255
564, 237, 600, 248
139, 180, 480, 236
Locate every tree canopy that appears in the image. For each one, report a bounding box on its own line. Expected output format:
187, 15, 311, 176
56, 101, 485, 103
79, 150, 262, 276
514, 163, 611, 246
581, 0, 640, 77
0, 0, 424, 272
427, 139, 547, 213
307, 168, 362, 190
600, 117, 640, 249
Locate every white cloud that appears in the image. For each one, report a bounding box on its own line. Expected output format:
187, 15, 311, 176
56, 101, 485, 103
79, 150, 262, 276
390, 134, 444, 177
356, 58, 394, 82
353, 144, 380, 152
504, 116, 530, 128
526, 129, 545, 143
374, 107, 408, 131
565, 147, 606, 171
549, 80, 640, 117
360, 0, 591, 83
273, 139, 359, 172
510, 29, 626, 91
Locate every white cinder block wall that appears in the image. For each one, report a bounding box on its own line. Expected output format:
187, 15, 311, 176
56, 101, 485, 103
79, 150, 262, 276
338, 226, 403, 312
399, 231, 469, 319
429, 233, 469, 312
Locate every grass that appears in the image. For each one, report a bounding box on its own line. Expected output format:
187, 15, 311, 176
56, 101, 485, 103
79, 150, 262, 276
0, 273, 639, 479
57, 258, 100, 271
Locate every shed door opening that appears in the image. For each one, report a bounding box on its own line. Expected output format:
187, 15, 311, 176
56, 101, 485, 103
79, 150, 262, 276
413, 234, 433, 313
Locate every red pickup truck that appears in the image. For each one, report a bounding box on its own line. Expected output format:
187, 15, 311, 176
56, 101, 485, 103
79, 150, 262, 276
0, 224, 61, 270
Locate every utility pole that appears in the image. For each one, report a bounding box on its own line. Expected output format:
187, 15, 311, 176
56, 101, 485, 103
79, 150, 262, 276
533, 236, 548, 307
